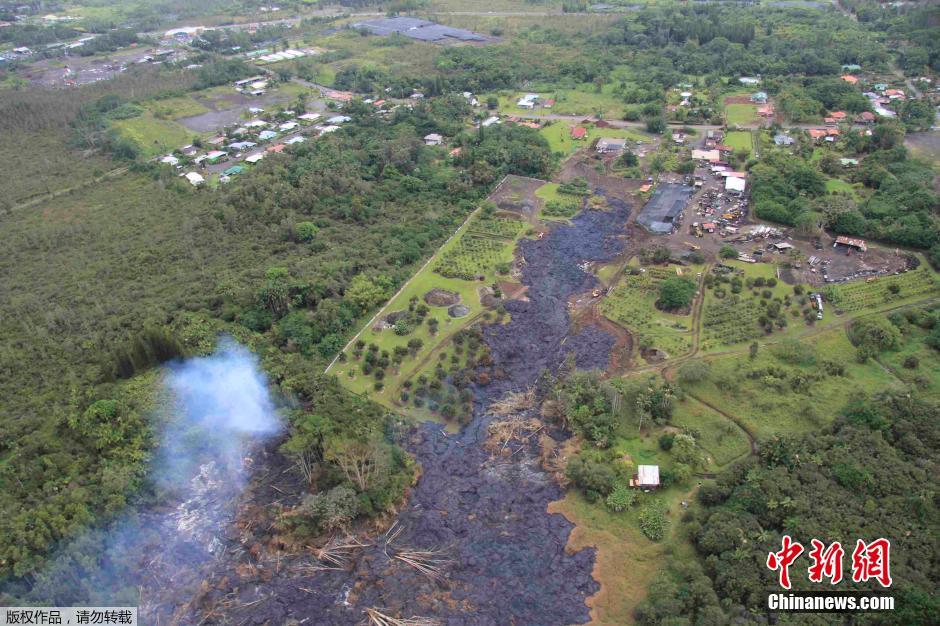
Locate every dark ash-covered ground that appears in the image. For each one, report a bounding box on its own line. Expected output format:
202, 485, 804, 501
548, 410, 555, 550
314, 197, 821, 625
182, 190, 633, 625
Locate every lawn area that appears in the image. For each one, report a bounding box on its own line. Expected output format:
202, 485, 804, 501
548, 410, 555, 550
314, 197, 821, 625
539, 122, 650, 156
725, 103, 758, 126
824, 177, 856, 195
600, 266, 695, 361
112, 112, 197, 158
669, 397, 751, 467
685, 326, 902, 440
724, 130, 753, 155
144, 95, 210, 120
330, 208, 527, 418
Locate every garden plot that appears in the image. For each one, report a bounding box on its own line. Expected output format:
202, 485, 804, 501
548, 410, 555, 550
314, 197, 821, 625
435, 212, 524, 280
825, 266, 940, 314
600, 267, 694, 361
701, 261, 817, 350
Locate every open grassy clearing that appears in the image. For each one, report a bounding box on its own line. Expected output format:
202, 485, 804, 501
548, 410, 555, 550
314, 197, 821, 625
824, 177, 855, 195
112, 111, 198, 157
539, 122, 650, 156
724, 130, 753, 155
144, 95, 210, 120
683, 326, 902, 440
724, 103, 758, 126
600, 266, 695, 361
878, 320, 940, 400
481, 86, 626, 119
669, 397, 750, 467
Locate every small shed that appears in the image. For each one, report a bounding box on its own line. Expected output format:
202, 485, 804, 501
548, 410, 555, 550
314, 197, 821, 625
835, 236, 867, 252
424, 133, 443, 146
630, 465, 661, 489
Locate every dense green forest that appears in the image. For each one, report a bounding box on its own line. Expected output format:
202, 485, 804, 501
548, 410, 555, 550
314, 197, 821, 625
637, 391, 940, 624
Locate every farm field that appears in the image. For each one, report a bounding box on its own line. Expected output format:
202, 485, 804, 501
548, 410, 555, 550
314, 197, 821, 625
700, 260, 808, 351
825, 264, 940, 315
600, 265, 696, 362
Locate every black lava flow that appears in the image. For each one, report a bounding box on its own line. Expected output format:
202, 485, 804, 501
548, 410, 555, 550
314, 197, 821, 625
200, 195, 632, 625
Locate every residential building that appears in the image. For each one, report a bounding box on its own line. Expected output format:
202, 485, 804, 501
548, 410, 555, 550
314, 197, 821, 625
596, 137, 626, 153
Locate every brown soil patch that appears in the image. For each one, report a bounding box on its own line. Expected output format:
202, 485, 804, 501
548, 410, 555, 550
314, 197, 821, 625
497, 281, 529, 301
723, 95, 752, 105
424, 288, 460, 306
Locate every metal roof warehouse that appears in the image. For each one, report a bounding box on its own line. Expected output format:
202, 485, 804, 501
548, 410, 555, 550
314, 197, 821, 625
636, 183, 693, 234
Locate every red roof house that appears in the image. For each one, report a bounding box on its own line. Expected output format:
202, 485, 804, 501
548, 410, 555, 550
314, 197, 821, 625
571, 127, 587, 140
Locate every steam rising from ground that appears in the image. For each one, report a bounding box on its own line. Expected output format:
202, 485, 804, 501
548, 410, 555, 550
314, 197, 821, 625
3, 339, 281, 615
158, 339, 282, 491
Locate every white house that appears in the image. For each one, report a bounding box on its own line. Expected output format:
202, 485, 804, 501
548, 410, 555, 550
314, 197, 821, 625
424, 133, 443, 146
298, 112, 321, 122
244, 152, 265, 164
159, 155, 179, 166
481, 116, 500, 127
279, 121, 298, 132
326, 115, 351, 125
183, 172, 204, 186
285, 136, 305, 145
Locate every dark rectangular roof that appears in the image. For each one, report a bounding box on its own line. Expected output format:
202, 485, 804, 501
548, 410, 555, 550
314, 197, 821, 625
637, 183, 692, 234
351, 17, 485, 42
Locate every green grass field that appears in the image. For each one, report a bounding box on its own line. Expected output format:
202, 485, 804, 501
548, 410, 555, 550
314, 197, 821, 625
112, 112, 198, 158
826, 178, 856, 196
685, 327, 902, 440
669, 397, 751, 467
724, 130, 753, 155
145, 96, 210, 120
725, 103, 758, 126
